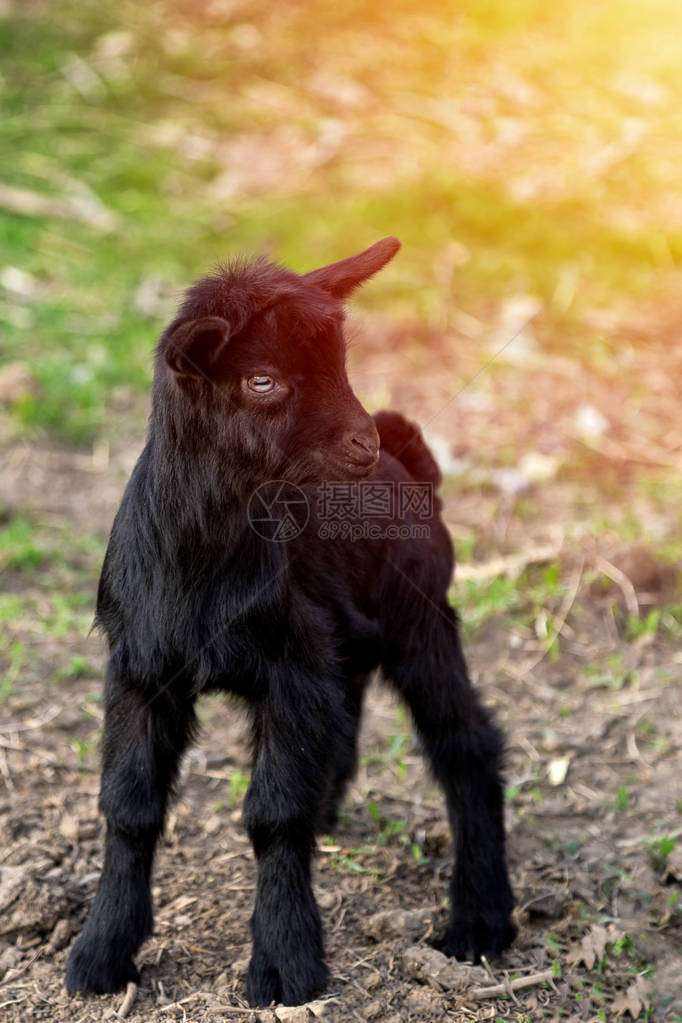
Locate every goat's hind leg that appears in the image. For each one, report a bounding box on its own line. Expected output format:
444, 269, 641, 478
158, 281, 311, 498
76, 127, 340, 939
382, 600, 516, 962
318, 674, 368, 834
66, 671, 196, 994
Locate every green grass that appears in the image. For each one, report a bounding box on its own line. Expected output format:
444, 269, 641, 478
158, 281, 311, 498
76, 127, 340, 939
456, 561, 569, 639
0, 513, 103, 584
0, 511, 104, 696
57, 653, 94, 679
361, 730, 411, 782
3, 0, 682, 440
228, 768, 250, 805
582, 653, 633, 692
650, 834, 676, 873
0, 641, 26, 702
0, 516, 51, 572
0, 594, 25, 622
457, 573, 519, 635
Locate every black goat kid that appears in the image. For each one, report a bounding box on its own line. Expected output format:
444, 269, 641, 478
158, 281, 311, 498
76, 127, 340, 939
66, 238, 516, 1007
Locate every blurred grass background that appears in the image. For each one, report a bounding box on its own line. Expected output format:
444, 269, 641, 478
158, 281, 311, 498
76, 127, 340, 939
1, 14, 682, 1016
1, 0, 682, 440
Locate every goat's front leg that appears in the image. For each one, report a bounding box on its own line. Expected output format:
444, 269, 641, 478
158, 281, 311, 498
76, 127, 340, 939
243, 673, 343, 1007
66, 671, 196, 994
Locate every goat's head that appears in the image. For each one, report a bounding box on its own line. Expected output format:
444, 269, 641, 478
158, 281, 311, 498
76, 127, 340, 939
155, 238, 400, 487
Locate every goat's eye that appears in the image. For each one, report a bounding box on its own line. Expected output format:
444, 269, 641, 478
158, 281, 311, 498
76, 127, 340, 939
247, 375, 277, 394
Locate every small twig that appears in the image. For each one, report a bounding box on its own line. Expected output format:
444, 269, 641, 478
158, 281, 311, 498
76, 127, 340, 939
0, 182, 118, 232
471, 968, 554, 1001
117, 982, 138, 1019
167, 1006, 265, 1014
0, 947, 43, 987
626, 731, 651, 769
513, 559, 583, 679
207, 1008, 264, 1016
0, 748, 15, 792
575, 432, 681, 471
0, 704, 62, 734
456, 544, 561, 582
479, 954, 498, 983
595, 555, 639, 618
160, 998, 341, 1016
158, 992, 237, 1013
617, 825, 682, 849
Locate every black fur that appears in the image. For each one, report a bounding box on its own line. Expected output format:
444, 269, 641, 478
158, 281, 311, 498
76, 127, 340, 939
66, 238, 515, 1007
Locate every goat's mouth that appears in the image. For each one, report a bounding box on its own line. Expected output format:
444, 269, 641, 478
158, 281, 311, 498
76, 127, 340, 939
328, 450, 380, 479
300, 449, 379, 483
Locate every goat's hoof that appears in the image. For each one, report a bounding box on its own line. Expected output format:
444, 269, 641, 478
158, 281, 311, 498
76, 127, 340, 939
66, 936, 140, 995
442, 914, 517, 964
246, 949, 329, 1007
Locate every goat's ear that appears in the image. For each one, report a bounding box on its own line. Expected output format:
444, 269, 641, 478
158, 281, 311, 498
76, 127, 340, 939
164, 316, 230, 379
303, 236, 401, 300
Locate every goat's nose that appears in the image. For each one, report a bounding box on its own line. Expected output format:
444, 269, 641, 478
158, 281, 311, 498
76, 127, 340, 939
343, 424, 379, 463
350, 433, 376, 456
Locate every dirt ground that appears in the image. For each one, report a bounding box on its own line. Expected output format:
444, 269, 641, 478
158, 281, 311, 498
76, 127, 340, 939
0, 320, 681, 1023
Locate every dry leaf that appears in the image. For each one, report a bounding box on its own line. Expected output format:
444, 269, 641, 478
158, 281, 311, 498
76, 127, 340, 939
590, 923, 608, 961
566, 923, 609, 969
611, 976, 650, 1018
663, 842, 682, 883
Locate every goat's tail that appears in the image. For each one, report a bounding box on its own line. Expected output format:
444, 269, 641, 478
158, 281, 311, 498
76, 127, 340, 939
374, 410, 442, 488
